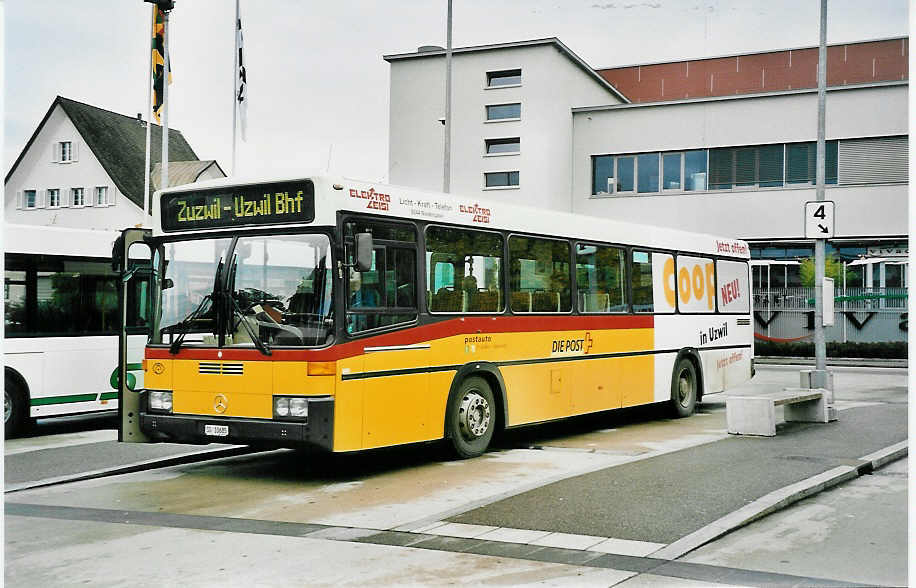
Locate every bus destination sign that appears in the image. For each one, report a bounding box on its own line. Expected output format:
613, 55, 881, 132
161, 181, 315, 232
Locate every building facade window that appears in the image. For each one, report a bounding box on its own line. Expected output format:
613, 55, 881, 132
485, 137, 520, 155
71, 187, 85, 207
709, 143, 786, 190
95, 186, 109, 206
48, 189, 60, 208
23, 190, 37, 209
484, 171, 519, 188
486, 103, 521, 121
486, 69, 522, 87
786, 141, 838, 185
59, 141, 72, 162
591, 138, 863, 196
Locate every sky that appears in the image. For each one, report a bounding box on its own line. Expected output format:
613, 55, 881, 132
3, 0, 909, 184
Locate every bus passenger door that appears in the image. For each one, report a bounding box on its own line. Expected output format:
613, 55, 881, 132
114, 228, 152, 443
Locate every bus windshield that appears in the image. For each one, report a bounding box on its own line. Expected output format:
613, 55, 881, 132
227, 234, 333, 348
151, 234, 334, 348
153, 237, 232, 344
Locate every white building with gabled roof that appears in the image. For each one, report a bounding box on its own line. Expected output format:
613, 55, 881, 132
4, 96, 225, 231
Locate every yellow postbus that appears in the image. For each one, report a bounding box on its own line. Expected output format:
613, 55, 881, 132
116, 175, 753, 457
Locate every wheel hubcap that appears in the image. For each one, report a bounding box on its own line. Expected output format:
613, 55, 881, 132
4, 389, 12, 424
458, 391, 490, 440
677, 370, 693, 407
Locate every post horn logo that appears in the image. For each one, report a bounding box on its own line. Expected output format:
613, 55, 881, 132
152, 362, 165, 375
213, 394, 228, 414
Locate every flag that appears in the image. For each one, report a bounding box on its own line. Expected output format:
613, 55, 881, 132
236, 16, 248, 141
151, 7, 172, 123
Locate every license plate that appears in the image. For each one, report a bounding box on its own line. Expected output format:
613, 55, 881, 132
204, 424, 229, 437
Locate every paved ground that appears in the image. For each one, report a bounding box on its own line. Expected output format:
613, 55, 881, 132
4, 365, 908, 586
684, 457, 909, 587
449, 404, 905, 543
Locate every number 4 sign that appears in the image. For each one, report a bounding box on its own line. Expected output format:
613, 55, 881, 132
804, 201, 835, 238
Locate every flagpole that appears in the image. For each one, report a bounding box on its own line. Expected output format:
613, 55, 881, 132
160, 7, 170, 192
231, 0, 239, 175
143, 6, 154, 218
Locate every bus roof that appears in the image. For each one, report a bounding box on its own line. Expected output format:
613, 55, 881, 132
154, 174, 750, 260
3, 223, 122, 258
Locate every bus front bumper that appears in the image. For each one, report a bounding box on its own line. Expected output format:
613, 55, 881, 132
139, 396, 334, 450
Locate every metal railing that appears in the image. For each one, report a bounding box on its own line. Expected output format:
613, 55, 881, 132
754, 287, 907, 312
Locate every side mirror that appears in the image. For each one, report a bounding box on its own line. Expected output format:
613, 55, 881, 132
354, 233, 373, 272
162, 278, 174, 290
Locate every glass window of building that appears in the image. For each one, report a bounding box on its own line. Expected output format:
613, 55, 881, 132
617, 156, 635, 192
484, 171, 519, 188
592, 155, 614, 195
684, 150, 708, 191
663, 153, 682, 190
787, 141, 838, 185
637, 153, 659, 193
485, 138, 520, 154
487, 69, 521, 87
486, 103, 521, 121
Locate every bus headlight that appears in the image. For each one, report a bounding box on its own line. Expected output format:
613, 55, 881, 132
273, 396, 308, 419
149, 390, 173, 413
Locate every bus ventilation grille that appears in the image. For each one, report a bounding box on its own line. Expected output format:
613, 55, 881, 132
199, 362, 244, 375
737, 318, 751, 326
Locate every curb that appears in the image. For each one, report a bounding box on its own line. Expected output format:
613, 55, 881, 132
4, 445, 264, 493
648, 440, 908, 560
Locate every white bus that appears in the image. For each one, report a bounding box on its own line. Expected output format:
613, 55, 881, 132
4, 224, 148, 437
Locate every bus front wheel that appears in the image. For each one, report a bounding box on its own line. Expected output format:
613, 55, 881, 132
447, 376, 495, 459
5, 378, 29, 439
670, 358, 698, 418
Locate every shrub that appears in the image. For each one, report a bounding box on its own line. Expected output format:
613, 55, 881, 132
754, 340, 907, 359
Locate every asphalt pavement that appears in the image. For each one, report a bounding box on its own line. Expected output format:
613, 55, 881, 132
448, 403, 906, 544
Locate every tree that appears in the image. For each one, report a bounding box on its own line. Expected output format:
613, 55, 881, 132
799, 255, 847, 287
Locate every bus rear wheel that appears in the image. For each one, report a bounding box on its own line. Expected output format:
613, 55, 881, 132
447, 376, 495, 459
5, 378, 29, 439
670, 358, 698, 418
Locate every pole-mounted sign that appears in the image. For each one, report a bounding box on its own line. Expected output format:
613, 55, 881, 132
804, 200, 835, 239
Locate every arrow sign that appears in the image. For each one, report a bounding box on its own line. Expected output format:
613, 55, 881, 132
805, 201, 835, 239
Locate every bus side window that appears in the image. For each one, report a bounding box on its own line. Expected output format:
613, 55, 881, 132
510, 236, 571, 313
425, 226, 503, 313
631, 250, 654, 313
576, 243, 627, 313
345, 219, 419, 335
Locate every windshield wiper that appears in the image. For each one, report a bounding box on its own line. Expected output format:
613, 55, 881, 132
229, 294, 272, 356
168, 257, 223, 355
168, 293, 214, 354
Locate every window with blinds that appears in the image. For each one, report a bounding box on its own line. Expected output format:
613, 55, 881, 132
838, 136, 908, 185
709, 144, 784, 189
786, 141, 837, 185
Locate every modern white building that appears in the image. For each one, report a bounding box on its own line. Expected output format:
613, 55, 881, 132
384, 37, 908, 290
4, 96, 224, 231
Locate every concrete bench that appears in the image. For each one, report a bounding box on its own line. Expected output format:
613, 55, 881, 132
726, 388, 829, 437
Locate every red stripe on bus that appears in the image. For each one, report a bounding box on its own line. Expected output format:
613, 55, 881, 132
146, 314, 654, 362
